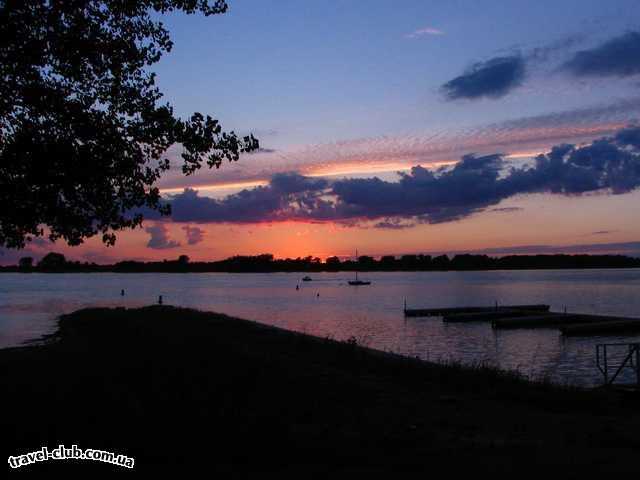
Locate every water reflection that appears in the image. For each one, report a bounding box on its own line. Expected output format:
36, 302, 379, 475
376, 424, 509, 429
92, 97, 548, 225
1, 269, 639, 386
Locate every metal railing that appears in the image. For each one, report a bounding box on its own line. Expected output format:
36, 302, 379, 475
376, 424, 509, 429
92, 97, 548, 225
596, 343, 640, 386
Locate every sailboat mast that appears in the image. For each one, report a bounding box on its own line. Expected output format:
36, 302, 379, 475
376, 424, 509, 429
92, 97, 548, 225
355, 249, 358, 281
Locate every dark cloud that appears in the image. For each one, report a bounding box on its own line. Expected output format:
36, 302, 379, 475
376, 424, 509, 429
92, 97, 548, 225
145, 224, 181, 249
171, 188, 280, 223
515, 136, 640, 195
168, 172, 330, 223
615, 125, 640, 148
331, 153, 507, 223
442, 31, 640, 102
561, 32, 640, 78
162, 126, 640, 227
269, 172, 328, 194
591, 230, 614, 235
373, 218, 417, 230
182, 225, 205, 245
441, 55, 526, 100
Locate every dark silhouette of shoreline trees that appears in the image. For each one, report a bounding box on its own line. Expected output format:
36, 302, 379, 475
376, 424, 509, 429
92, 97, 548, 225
0, 1, 258, 250
6, 252, 640, 273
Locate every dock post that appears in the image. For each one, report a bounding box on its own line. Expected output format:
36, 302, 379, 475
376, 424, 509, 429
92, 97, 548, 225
596, 343, 640, 387
636, 345, 640, 386
603, 344, 608, 384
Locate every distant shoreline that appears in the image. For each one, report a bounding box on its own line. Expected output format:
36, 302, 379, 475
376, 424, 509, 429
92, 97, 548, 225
2, 265, 640, 274
3, 252, 640, 273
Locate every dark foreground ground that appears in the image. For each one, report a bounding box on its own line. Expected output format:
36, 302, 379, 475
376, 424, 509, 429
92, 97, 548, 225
2, 306, 640, 475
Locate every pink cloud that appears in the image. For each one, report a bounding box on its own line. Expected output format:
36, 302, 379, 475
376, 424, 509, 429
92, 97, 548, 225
155, 98, 640, 194
405, 26, 445, 38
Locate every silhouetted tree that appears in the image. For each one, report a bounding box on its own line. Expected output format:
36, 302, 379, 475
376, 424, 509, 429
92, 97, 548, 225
416, 254, 432, 269
0, 1, 258, 249
358, 255, 375, 267
432, 255, 451, 270
451, 254, 492, 270
380, 255, 396, 270
18, 256, 33, 269
325, 256, 341, 267
178, 255, 190, 265
37, 252, 66, 269
400, 254, 418, 270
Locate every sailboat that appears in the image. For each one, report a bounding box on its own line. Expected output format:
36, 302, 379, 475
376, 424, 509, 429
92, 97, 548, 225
348, 249, 371, 286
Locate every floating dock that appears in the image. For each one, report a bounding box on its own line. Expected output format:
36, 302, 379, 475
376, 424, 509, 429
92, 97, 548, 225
492, 313, 638, 330
443, 309, 554, 323
403, 304, 550, 318
404, 303, 640, 337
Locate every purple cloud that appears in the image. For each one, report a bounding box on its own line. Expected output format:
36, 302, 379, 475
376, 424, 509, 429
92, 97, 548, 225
157, 126, 640, 228
182, 225, 205, 245
442, 55, 526, 100
562, 31, 640, 78
145, 224, 181, 249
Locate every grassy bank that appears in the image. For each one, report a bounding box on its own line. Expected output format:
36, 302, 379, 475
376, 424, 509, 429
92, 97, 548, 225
2, 306, 640, 474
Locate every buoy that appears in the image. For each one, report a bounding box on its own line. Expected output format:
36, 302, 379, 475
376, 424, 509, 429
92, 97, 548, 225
158, 295, 163, 305
296, 285, 299, 291
121, 289, 125, 296
317, 292, 320, 298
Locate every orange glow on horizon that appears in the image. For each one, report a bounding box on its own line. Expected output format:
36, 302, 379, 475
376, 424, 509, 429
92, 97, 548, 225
303, 160, 457, 177
7, 188, 640, 267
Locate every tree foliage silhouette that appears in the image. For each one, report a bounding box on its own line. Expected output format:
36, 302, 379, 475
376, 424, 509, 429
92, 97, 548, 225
0, 0, 258, 248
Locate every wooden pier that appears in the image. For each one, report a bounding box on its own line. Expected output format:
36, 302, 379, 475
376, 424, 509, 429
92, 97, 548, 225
561, 320, 640, 336
492, 313, 638, 330
404, 302, 639, 336
443, 309, 554, 323
403, 304, 550, 318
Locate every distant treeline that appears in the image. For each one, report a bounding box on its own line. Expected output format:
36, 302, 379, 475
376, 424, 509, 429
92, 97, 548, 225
2, 252, 640, 273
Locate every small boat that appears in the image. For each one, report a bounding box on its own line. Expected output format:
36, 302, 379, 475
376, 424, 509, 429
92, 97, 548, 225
301, 276, 313, 282
348, 249, 371, 286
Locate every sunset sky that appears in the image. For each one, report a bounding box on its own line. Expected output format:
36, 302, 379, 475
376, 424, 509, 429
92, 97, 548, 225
4, 0, 640, 264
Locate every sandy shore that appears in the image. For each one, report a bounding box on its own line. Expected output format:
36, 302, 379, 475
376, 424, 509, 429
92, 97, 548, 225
2, 305, 640, 474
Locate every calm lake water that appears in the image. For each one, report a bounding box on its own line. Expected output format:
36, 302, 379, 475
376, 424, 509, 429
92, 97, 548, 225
1, 269, 639, 386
